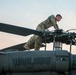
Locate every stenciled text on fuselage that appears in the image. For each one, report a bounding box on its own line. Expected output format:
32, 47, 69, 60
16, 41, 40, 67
13, 57, 51, 66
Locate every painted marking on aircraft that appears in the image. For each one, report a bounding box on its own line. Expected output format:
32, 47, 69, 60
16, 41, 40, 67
13, 57, 51, 66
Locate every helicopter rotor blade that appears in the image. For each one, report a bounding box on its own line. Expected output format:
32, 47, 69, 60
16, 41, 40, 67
0, 43, 26, 51
0, 43, 45, 52
0, 23, 43, 36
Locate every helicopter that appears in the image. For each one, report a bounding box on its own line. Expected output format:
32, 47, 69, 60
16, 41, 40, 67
0, 23, 76, 75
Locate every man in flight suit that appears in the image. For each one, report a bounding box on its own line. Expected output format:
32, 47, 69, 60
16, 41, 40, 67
24, 14, 62, 50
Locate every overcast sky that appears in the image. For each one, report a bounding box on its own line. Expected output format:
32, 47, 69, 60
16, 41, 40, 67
0, 0, 76, 29
0, 0, 76, 53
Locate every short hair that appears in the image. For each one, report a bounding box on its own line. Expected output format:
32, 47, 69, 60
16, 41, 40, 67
56, 14, 62, 18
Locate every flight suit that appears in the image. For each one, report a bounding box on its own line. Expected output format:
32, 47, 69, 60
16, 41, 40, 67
24, 15, 59, 50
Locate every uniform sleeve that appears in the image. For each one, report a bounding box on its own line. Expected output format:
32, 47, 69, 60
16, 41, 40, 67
53, 24, 59, 29
50, 15, 59, 29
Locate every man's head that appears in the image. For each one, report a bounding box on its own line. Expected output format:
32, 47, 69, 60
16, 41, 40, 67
56, 14, 62, 22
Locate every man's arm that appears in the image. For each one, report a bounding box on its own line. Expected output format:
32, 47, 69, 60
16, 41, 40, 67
54, 24, 59, 29
50, 15, 59, 29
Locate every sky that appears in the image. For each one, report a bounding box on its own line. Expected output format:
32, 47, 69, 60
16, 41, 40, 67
0, 0, 76, 54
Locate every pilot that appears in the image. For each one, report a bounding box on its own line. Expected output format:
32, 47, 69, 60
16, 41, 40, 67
24, 14, 62, 50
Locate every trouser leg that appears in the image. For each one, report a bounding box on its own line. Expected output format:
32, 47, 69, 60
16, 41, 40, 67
24, 35, 35, 49
34, 35, 42, 50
